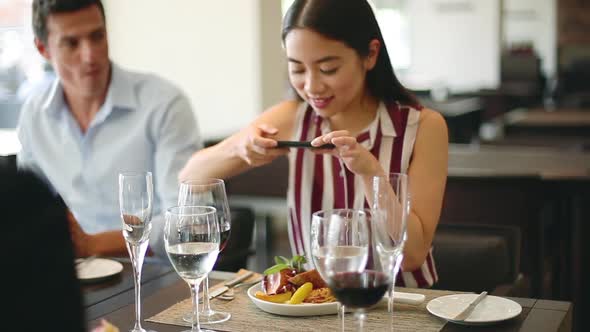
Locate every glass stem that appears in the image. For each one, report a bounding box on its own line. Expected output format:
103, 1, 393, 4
338, 303, 346, 332
354, 309, 367, 332
388, 285, 395, 314
202, 274, 211, 313
127, 240, 149, 331
389, 253, 404, 313
190, 280, 202, 332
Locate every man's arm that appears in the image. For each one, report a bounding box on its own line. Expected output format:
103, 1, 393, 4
148, 93, 202, 258
66, 211, 128, 257
15, 105, 54, 192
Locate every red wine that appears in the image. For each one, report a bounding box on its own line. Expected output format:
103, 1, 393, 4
329, 271, 389, 308
219, 228, 231, 251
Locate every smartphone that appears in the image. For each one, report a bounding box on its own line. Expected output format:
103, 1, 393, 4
276, 140, 335, 149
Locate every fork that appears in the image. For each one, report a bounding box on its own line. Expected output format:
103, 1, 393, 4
218, 278, 263, 300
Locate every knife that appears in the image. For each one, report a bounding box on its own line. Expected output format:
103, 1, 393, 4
208, 271, 256, 300
452, 291, 488, 321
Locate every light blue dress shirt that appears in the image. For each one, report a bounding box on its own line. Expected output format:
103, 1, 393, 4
17, 63, 202, 258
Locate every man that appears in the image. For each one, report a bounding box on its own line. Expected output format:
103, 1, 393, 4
17, 0, 202, 259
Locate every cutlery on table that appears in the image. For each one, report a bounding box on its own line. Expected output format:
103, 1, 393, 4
208, 271, 255, 300
217, 277, 264, 300
392, 292, 426, 305
452, 291, 488, 321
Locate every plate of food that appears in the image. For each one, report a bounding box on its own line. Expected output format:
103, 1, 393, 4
247, 255, 339, 316
247, 255, 426, 317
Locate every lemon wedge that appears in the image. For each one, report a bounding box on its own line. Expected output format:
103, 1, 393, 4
288, 282, 313, 304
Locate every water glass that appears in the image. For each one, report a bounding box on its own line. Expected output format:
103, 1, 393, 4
164, 206, 220, 332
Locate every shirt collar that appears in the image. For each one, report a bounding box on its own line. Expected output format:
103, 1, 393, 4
42, 79, 65, 117
362, 102, 397, 151
42, 62, 137, 118
107, 62, 137, 111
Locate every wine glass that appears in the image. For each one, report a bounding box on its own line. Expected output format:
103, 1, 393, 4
372, 172, 410, 314
311, 209, 389, 331
178, 179, 231, 324
119, 172, 155, 332
164, 206, 220, 332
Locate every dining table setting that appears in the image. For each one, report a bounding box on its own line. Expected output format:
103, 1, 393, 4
84, 266, 572, 332
77, 173, 573, 332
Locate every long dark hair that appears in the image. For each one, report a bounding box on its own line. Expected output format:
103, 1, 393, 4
282, 0, 419, 107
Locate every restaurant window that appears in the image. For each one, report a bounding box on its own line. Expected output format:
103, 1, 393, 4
280, 0, 411, 70
0, 0, 47, 126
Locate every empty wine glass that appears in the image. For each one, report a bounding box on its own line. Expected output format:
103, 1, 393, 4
164, 206, 220, 332
178, 179, 231, 324
119, 172, 155, 332
311, 209, 389, 331
372, 172, 410, 314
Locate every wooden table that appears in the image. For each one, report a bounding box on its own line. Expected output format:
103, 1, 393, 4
504, 108, 590, 137
86, 269, 572, 332
491, 108, 590, 150
82, 259, 175, 321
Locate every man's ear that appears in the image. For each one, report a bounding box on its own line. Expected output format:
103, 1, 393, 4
34, 38, 51, 61
365, 39, 381, 70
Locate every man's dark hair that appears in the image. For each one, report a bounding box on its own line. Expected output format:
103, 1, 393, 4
33, 0, 106, 43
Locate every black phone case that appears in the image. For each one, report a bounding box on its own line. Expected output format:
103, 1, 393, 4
276, 141, 335, 149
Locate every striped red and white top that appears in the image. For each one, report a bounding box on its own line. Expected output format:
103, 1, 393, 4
286, 101, 438, 288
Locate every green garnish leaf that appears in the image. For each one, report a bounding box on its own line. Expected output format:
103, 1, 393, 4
292, 255, 307, 271
274, 256, 290, 265
263, 255, 308, 276
263, 263, 290, 276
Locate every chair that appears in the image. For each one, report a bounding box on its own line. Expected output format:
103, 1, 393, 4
555, 58, 590, 108
431, 223, 526, 297
214, 205, 255, 272
419, 95, 483, 144
0, 154, 16, 172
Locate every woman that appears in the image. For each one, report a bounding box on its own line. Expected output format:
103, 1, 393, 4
180, 0, 448, 288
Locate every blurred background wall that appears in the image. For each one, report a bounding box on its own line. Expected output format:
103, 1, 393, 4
103, 0, 285, 141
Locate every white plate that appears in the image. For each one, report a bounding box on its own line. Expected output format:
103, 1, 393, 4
247, 284, 425, 317
426, 294, 522, 325
76, 258, 123, 283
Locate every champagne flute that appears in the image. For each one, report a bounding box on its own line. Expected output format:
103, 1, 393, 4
119, 172, 155, 332
178, 179, 231, 324
164, 206, 220, 332
311, 209, 389, 331
372, 172, 410, 314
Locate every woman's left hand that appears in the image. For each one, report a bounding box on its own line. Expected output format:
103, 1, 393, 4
311, 130, 384, 177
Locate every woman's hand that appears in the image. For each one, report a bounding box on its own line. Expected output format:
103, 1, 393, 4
310, 130, 384, 177
235, 124, 289, 167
